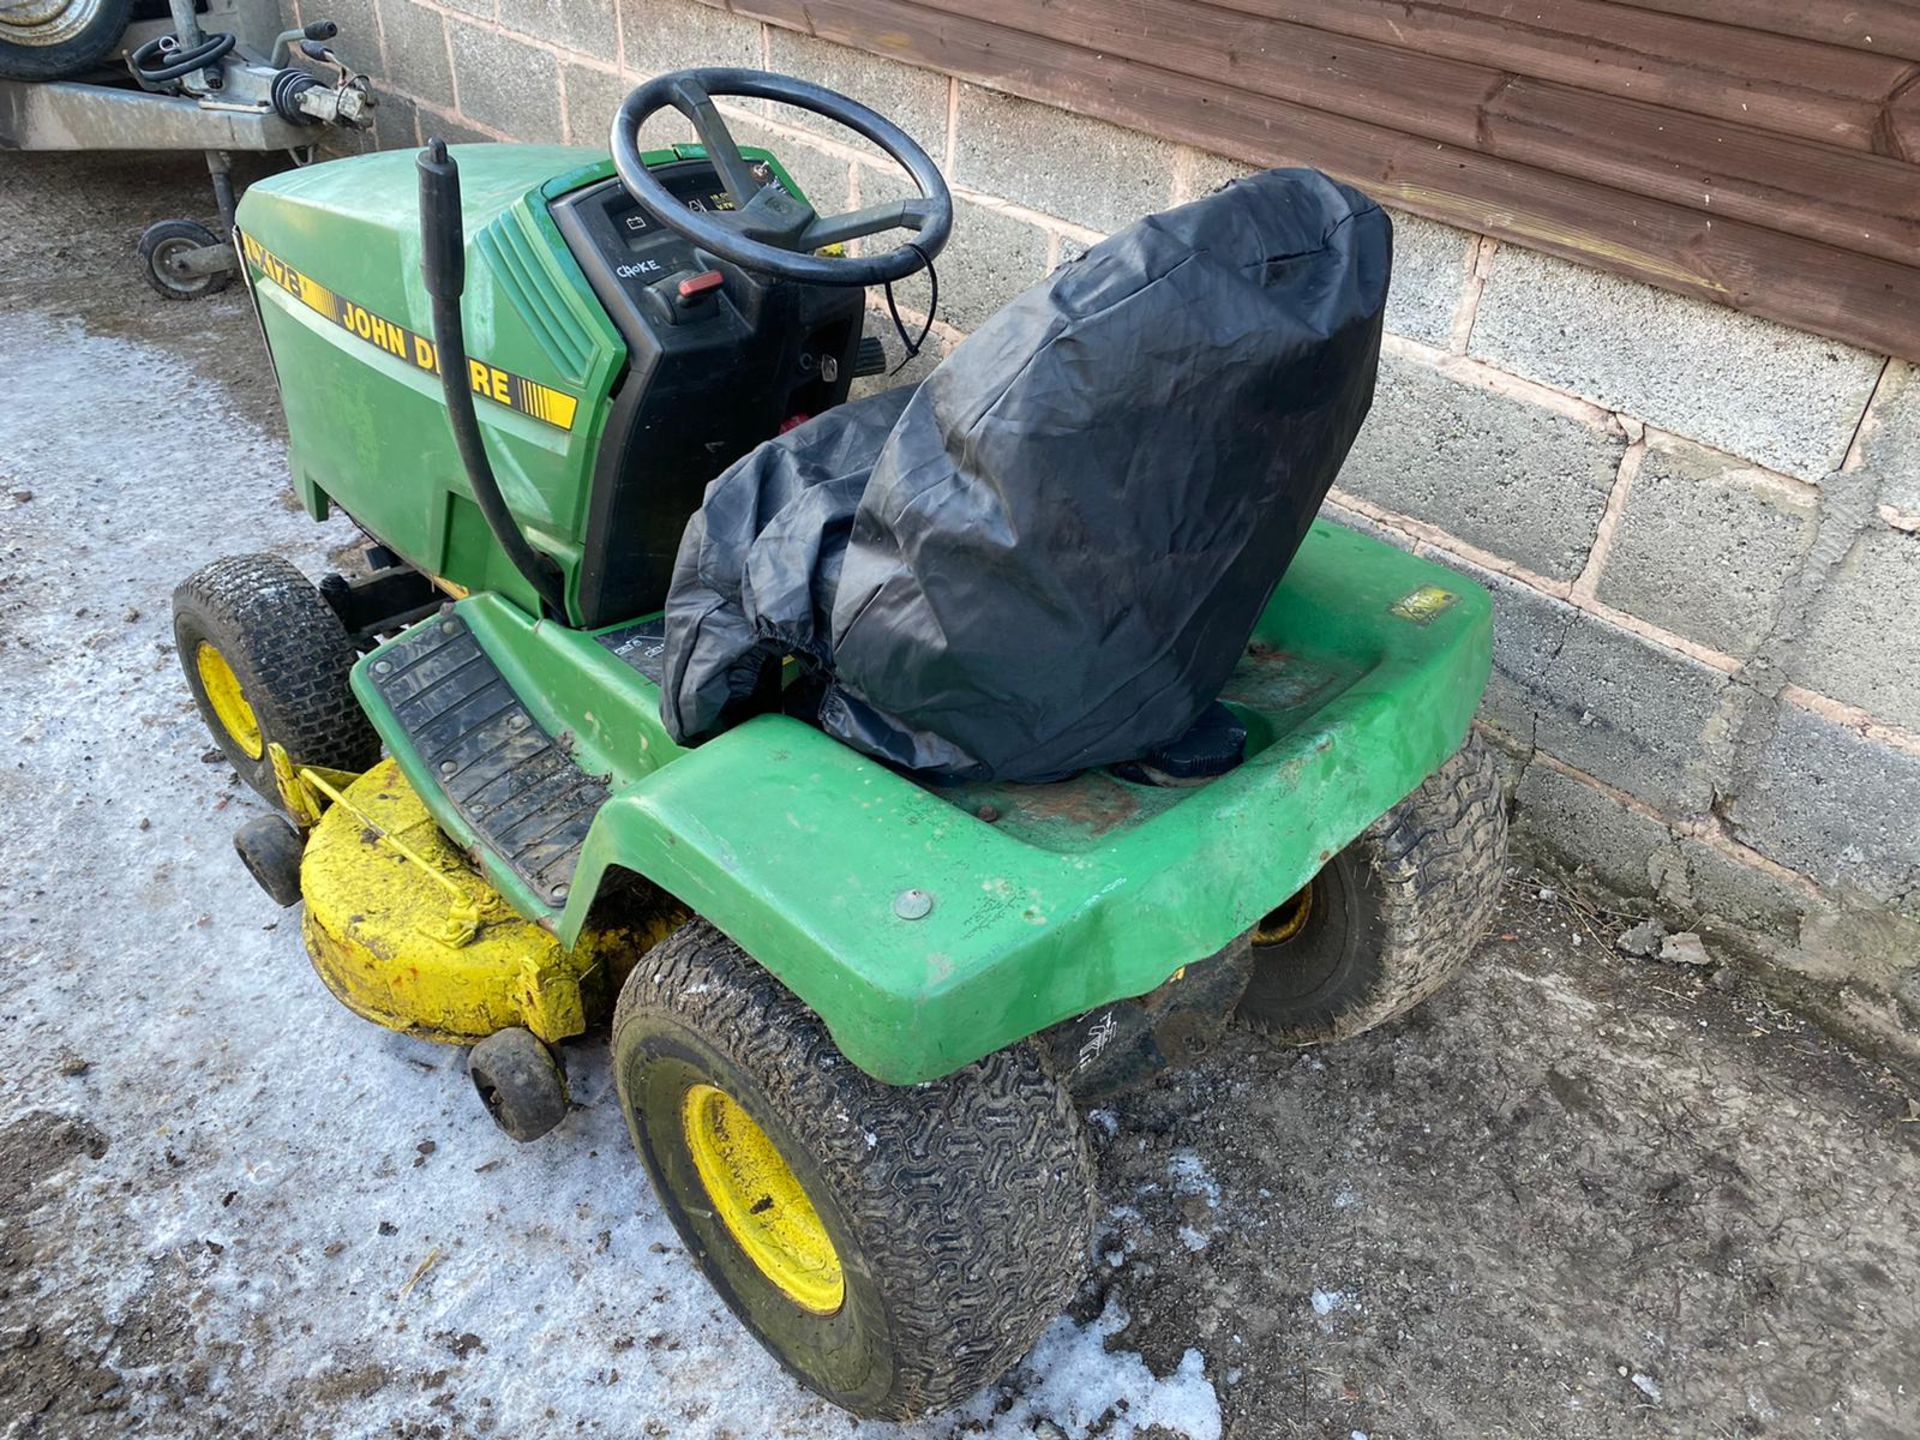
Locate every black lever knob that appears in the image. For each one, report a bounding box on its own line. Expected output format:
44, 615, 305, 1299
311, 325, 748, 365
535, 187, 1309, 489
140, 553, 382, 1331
417, 139, 465, 301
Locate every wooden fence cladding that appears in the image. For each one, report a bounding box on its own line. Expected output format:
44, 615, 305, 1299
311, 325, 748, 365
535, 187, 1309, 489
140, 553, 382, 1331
702, 0, 1920, 361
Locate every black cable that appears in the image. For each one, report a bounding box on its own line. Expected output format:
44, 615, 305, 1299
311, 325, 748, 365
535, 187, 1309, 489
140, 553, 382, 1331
882, 243, 937, 375
129, 31, 236, 87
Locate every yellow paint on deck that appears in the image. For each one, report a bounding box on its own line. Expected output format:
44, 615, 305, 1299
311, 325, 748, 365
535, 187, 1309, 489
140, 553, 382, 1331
682, 1083, 845, 1315
299, 758, 674, 1044
196, 642, 263, 759
268, 744, 361, 831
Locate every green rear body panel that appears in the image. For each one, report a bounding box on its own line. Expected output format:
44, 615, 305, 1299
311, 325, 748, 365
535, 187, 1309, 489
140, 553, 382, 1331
352, 521, 1492, 1085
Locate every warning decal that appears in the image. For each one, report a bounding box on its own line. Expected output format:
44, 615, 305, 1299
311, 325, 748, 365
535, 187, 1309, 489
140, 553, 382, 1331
238, 230, 580, 432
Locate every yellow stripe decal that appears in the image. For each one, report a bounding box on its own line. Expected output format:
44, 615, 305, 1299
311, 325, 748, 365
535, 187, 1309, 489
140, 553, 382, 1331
239, 229, 580, 433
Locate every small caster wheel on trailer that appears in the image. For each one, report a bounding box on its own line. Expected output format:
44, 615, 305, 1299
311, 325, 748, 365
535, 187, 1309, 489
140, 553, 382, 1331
137, 219, 234, 300
234, 814, 305, 907
612, 920, 1096, 1420
173, 553, 381, 805
1238, 732, 1508, 1043
468, 1027, 570, 1142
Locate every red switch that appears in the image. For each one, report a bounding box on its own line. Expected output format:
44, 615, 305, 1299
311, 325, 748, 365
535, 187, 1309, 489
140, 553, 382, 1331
677, 269, 725, 302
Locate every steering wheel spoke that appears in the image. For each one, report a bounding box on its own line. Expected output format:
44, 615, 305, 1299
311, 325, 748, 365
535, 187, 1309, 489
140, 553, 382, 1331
611, 67, 954, 288
801, 197, 935, 252
666, 76, 768, 212
732, 180, 819, 246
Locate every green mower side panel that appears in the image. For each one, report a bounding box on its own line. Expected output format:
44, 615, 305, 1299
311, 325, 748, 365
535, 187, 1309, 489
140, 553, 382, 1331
352, 522, 1494, 1085
233, 142, 808, 620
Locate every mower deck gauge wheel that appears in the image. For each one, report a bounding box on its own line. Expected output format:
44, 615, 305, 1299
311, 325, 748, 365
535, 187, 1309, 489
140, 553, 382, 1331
468, 1027, 570, 1142
234, 814, 306, 908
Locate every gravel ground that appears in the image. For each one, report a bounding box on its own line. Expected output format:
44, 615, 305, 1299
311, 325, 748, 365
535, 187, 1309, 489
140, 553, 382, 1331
4, 152, 1920, 1440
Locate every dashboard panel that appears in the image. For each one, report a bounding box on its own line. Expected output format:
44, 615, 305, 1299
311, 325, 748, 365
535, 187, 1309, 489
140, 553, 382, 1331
546, 155, 868, 628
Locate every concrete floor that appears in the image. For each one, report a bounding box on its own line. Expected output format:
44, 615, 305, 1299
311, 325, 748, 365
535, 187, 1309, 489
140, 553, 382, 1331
3, 153, 1919, 1440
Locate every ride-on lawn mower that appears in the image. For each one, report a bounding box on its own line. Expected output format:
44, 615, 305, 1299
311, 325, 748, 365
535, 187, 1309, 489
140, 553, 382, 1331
174, 67, 1506, 1417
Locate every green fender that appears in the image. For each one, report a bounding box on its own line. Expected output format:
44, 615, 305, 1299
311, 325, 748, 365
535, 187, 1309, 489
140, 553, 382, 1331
358, 522, 1492, 1085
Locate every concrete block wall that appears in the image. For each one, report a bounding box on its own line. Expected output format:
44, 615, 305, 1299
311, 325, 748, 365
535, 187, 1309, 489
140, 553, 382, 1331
298, 0, 1920, 1057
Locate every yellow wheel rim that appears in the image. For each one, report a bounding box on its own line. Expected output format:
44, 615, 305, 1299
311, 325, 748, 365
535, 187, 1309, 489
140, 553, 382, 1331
1253, 881, 1315, 946
195, 642, 263, 760
681, 1082, 845, 1315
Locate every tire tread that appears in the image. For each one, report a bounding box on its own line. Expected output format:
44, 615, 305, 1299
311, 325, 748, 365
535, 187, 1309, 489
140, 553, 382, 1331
1242, 732, 1507, 1044
613, 923, 1094, 1419
173, 553, 380, 798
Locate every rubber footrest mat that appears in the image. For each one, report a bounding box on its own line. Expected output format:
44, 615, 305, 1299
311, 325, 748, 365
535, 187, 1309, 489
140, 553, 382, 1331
368, 613, 607, 908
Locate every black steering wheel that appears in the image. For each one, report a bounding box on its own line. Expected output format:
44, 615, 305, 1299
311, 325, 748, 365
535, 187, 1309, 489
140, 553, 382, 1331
609, 68, 953, 288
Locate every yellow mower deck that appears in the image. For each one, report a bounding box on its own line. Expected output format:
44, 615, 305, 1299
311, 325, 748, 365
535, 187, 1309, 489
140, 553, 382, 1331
298, 758, 672, 1044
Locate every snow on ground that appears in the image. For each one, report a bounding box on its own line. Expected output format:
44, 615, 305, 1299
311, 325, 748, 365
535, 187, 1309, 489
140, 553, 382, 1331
0, 309, 1220, 1438
960, 1299, 1219, 1440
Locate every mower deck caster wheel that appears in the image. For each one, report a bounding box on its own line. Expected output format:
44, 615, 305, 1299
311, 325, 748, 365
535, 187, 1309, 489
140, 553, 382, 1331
234, 815, 305, 907
138, 219, 232, 300
469, 1027, 569, 1142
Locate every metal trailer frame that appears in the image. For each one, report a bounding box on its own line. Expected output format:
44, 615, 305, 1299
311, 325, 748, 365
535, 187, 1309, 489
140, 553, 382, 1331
0, 0, 373, 295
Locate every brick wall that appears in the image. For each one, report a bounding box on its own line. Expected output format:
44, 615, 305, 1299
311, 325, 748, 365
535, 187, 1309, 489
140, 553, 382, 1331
304, 0, 1920, 1057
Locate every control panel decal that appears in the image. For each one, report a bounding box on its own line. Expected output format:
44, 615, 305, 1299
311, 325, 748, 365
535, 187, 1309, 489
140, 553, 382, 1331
239, 230, 580, 432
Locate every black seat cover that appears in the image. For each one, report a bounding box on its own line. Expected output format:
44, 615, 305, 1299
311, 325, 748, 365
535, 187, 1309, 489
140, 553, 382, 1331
660, 167, 1391, 782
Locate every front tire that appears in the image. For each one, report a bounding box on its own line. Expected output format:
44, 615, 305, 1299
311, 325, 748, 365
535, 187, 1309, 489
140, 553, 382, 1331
1237, 733, 1507, 1043
613, 921, 1094, 1420
173, 554, 380, 803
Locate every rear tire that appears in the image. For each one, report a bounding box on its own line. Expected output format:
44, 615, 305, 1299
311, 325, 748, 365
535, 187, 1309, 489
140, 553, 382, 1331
173, 553, 381, 803
0, 0, 133, 81
613, 921, 1094, 1419
1237, 733, 1506, 1043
